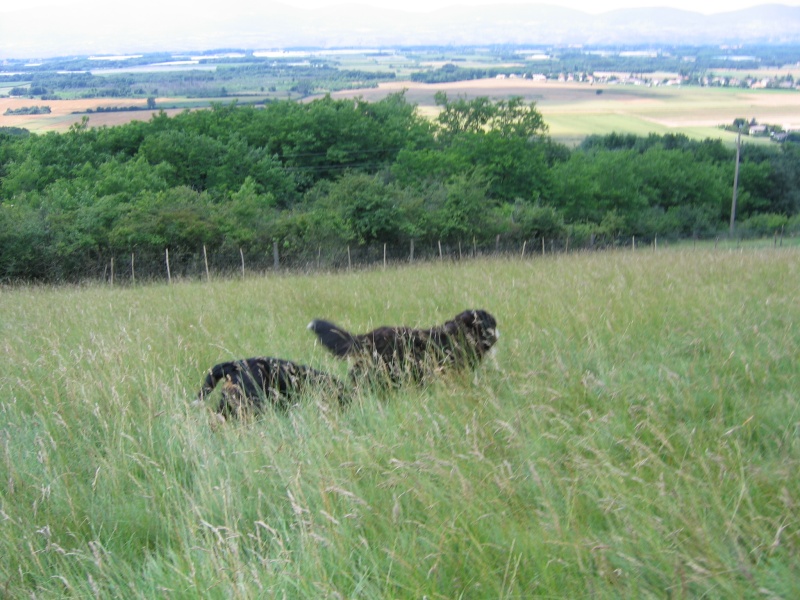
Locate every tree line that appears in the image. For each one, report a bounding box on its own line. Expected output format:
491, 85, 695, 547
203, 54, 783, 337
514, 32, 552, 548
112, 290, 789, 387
1, 92, 799, 281
1, 61, 391, 101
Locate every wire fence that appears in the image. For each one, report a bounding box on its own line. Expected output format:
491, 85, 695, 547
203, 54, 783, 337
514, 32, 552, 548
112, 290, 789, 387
85, 230, 796, 286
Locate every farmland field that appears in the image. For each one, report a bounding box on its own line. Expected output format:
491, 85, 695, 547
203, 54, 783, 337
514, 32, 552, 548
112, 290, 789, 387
3, 76, 799, 143
329, 79, 800, 144
0, 97, 184, 133
1, 248, 798, 597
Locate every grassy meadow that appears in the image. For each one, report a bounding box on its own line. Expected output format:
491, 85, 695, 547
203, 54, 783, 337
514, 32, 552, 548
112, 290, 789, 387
1, 248, 799, 598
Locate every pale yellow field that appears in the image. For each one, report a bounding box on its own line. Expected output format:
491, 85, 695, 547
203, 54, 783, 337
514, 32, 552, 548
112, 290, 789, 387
0, 97, 181, 132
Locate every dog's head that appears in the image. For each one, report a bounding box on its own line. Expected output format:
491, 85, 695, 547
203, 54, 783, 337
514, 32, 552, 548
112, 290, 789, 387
454, 309, 499, 355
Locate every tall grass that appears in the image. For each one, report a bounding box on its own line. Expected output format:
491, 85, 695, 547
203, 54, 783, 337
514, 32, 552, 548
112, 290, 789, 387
1, 247, 798, 598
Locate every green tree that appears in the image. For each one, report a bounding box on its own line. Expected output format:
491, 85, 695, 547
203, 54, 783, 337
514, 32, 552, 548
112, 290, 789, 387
434, 93, 547, 140
769, 143, 800, 215
437, 170, 494, 244
0, 201, 51, 280
109, 186, 220, 253
139, 129, 225, 190
91, 156, 171, 199
429, 95, 552, 202
550, 150, 647, 226
443, 131, 553, 202
634, 146, 729, 215
219, 177, 278, 251
322, 172, 403, 246
243, 93, 431, 188
505, 201, 566, 242
434, 92, 496, 137
391, 147, 471, 189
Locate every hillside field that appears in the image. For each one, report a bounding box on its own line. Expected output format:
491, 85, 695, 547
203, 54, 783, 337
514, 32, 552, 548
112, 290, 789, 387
1, 248, 798, 597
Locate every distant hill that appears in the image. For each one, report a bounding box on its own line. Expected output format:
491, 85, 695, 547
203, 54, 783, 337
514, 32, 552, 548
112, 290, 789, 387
1, 3, 799, 58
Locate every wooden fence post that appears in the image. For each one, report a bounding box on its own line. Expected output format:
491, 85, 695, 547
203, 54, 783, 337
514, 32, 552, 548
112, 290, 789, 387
110, 257, 114, 286
165, 248, 171, 284
383, 243, 387, 269
347, 246, 351, 270
240, 248, 246, 279
409, 239, 414, 263
438, 240, 443, 260
203, 245, 210, 281
273, 241, 279, 270
131, 253, 135, 286
521, 240, 526, 258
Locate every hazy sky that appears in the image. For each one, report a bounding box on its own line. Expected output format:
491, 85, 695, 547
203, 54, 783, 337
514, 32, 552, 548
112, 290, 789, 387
2, 0, 797, 58
263, 0, 792, 12
2, 0, 797, 15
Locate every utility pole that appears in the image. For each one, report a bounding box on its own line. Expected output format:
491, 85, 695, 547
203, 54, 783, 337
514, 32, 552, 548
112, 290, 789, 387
730, 127, 742, 235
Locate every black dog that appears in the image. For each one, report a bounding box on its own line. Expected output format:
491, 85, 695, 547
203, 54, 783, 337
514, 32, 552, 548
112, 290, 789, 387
307, 309, 499, 385
197, 357, 346, 417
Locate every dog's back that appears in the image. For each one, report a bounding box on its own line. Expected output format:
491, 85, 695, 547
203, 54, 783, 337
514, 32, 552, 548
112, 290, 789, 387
308, 310, 498, 384
198, 356, 346, 416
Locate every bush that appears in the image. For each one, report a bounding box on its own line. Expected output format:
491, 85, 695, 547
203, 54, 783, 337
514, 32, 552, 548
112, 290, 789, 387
665, 204, 721, 238
786, 214, 800, 235
567, 222, 595, 248
507, 202, 566, 242
738, 213, 789, 237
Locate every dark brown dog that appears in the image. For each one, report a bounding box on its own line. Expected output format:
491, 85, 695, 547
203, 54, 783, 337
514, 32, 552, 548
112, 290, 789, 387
307, 309, 499, 385
197, 357, 347, 417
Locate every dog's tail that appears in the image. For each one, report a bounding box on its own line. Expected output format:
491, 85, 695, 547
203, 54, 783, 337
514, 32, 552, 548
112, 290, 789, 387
307, 319, 360, 357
